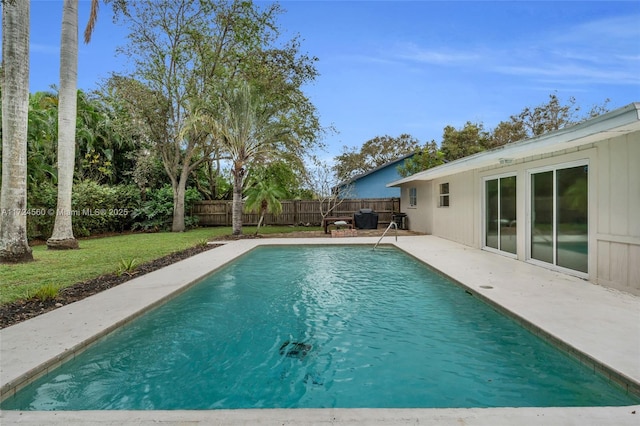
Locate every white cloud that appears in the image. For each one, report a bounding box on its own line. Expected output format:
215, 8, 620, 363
502, 14, 640, 85
339, 54, 401, 67
394, 43, 482, 65
385, 13, 640, 87
553, 15, 640, 45
495, 64, 640, 85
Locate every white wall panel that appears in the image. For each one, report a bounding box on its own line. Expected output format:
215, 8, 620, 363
609, 139, 629, 236
396, 129, 639, 294
627, 134, 640, 238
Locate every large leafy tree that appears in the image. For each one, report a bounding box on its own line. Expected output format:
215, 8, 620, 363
111, 0, 320, 232
0, 0, 33, 262
97, 78, 166, 192
249, 160, 306, 199
440, 121, 491, 162
190, 150, 230, 201
333, 134, 420, 182
109, 0, 215, 232
495, 93, 610, 145
488, 120, 527, 148
75, 89, 137, 184
397, 140, 444, 178
512, 93, 580, 137
238, 35, 321, 166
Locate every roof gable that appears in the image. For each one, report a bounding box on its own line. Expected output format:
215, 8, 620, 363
338, 152, 415, 187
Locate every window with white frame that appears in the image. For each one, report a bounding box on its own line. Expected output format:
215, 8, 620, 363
439, 183, 449, 207
409, 187, 417, 207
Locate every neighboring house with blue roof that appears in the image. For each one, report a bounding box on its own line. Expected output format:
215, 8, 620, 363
336, 153, 414, 198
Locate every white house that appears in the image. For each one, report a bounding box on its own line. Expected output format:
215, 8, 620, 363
388, 102, 640, 295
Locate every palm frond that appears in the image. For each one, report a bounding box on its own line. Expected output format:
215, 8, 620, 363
84, 0, 99, 44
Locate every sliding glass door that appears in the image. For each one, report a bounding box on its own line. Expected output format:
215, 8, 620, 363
531, 171, 554, 264
530, 163, 588, 273
485, 175, 516, 255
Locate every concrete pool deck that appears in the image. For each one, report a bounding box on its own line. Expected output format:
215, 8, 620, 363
1, 235, 639, 425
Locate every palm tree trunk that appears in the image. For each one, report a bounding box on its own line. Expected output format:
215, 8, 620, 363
255, 212, 265, 235
48, 0, 79, 250
231, 166, 244, 235
255, 199, 269, 235
0, 0, 34, 263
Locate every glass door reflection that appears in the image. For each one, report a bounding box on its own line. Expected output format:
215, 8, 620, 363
530, 165, 588, 273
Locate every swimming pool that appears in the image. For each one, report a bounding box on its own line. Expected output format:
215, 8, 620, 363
2, 245, 637, 410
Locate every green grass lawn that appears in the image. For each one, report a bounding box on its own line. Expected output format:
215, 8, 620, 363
0, 226, 319, 306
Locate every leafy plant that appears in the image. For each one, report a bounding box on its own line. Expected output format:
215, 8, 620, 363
131, 185, 201, 231
32, 284, 60, 302
116, 258, 140, 277
244, 174, 286, 235
27, 181, 141, 239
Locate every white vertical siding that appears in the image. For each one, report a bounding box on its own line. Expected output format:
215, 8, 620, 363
597, 138, 611, 236
431, 171, 476, 246
609, 139, 629, 236
630, 245, 640, 289
628, 135, 640, 237
396, 128, 639, 295
594, 132, 640, 294
597, 240, 610, 280
402, 182, 433, 234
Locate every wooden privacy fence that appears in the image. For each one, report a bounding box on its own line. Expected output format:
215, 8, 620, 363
192, 198, 401, 227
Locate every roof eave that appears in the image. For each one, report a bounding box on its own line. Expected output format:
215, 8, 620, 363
387, 102, 640, 187
337, 152, 415, 187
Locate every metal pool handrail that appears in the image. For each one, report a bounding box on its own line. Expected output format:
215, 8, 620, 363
373, 221, 398, 250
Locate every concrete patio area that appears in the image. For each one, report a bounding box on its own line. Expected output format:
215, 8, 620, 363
1, 235, 639, 425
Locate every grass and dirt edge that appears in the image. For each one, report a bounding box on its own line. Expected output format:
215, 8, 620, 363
0, 226, 321, 328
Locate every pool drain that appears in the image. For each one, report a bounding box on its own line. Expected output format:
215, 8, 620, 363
279, 341, 312, 359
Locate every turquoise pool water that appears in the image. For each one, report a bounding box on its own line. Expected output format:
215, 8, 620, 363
2, 245, 637, 410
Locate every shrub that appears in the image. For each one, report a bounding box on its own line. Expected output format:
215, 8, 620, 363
27, 181, 142, 239
131, 185, 202, 231
28, 183, 58, 240
27, 181, 201, 238
70, 181, 141, 236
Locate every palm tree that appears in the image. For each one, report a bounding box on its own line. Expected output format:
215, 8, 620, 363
216, 82, 289, 235
47, 0, 99, 249
75, 89, 131, 184
244, 177, 285, 235
0, 0, 34, 263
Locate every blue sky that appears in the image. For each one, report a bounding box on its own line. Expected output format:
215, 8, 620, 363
26, 1, 640, 162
